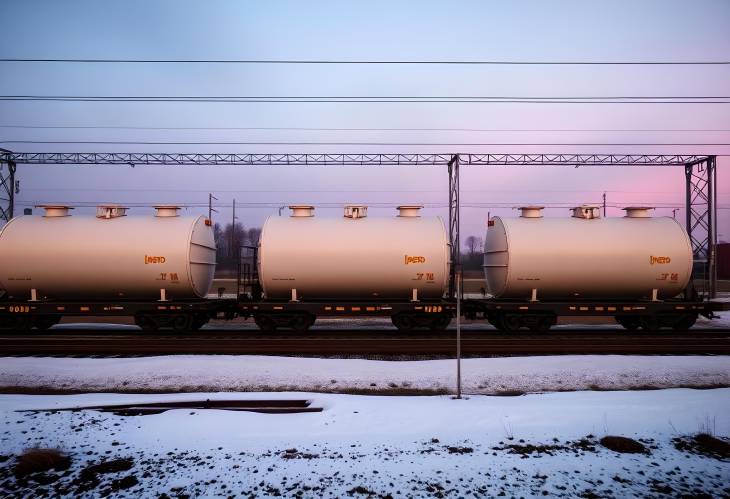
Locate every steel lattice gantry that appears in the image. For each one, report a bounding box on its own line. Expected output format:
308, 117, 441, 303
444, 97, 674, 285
0, 151, 719, 297
0, 149, 16, 222
685, 156, 718, 297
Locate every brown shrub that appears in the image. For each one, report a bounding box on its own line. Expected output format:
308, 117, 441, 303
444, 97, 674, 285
14, 448, 71, 476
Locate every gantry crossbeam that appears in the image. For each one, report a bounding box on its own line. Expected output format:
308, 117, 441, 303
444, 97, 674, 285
0, 151, 709, 167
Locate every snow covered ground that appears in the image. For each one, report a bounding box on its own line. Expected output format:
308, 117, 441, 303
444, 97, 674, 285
1, 355, 729, 394
0, 389, 728, 497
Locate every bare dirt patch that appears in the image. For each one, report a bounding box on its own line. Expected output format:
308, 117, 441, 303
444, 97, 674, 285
83, 457, 134, 476
446, 446, 473, 454
673, 433, 730, 460
492, 437, 598, 457
280, 448, 320, 460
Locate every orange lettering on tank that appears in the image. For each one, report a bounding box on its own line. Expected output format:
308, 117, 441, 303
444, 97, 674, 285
649, 255, 671, 265
404, 255, 426, 265
144, 255, 167, 264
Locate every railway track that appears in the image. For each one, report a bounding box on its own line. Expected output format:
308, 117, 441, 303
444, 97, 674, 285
1, 328, 729, 355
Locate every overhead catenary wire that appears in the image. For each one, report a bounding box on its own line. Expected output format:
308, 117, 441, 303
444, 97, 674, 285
2, 140, 730, 146
2, 125, 730, 132
2, 58, 729, 65
2, 95, 729, 104
2, 95, 728, 99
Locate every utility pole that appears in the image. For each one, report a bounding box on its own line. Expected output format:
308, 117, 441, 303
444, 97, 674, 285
602, 192, 606, 217
208, 193, 218, 222
230, 199, 237, 257
455, 269, 462, 400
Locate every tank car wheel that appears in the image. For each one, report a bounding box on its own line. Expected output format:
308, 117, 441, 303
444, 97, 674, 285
33, 316, 61, 331
290, 314, 315, 333
529, 315, 554, 333
171, 314, 192, 333
391, 313, 416, 333
190, 314, 210, 331
254, 314, 277, 332
135, 314, 159, 332
3, 316, 33, 332
615, 315, 641, 331
501, 314, 523, 332
672, 313, 698, 331
487, 313, 506, 331
429, 313, 452, 332
639, 315, 660, 331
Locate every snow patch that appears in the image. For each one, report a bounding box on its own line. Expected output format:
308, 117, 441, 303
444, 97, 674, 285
1, 355, 728, 394
0, 389, 728, 497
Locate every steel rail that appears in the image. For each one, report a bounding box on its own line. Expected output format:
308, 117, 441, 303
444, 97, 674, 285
2, 330, 728, 355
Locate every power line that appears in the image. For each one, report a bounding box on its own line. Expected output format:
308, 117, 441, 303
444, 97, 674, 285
3, 140, 730, 146
3, 95, 728, 99
2, 125, 730, 132
2, 95, 729, 104
2, 58, 729, 65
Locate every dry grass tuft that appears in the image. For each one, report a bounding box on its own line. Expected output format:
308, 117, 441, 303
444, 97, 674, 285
14, 448, 71, 476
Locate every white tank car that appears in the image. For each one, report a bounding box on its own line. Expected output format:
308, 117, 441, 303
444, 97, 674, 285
0, 205, 216, 300
259, 205, 449, 300
483, 206, 693, 300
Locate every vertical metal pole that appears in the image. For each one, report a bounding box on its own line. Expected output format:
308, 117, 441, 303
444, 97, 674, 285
602, 192, 606, 217
456, 270, 462, 399
236, 245, 242, 298
9, 161, 15, 220
455, 155, 460, 272
208, 194, 218, 224
0, 159, 16, 223
447, 155, 460, 299
230, 199, 237, 257
448, 161, 455, 297
708, 156, 717, 298
685, 163, 692, 247
684, 161, 700, 298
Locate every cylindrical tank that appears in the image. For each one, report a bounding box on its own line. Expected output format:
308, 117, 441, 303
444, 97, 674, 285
259, 205, 449, 300
0, 205, 216, 300
483, 206, 693, 300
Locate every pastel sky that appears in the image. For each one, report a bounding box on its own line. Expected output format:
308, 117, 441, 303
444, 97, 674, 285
0, 0, 728, 242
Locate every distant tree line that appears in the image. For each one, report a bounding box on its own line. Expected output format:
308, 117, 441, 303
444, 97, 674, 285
462, 235, 484, 273
213, 222, 262, 273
